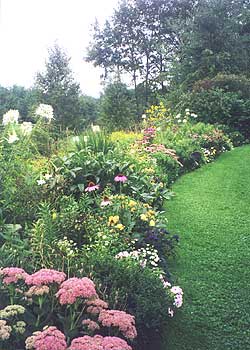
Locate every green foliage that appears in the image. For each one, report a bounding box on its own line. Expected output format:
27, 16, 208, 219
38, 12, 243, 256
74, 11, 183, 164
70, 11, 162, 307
79, 252, 173, 348
99, 82, 137, 130
35, 44, 83, 130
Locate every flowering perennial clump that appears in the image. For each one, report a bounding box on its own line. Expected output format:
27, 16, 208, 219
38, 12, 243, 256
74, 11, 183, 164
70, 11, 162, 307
0, 320, 12, 340
0, 304, 25, 319
25, 269, 66, 286
56, 277, 97, 304
25, 326, 67, 350
82, 319, 100, 332
69, 335, 132, 350
35, 104, 54, 121
25, 285, 50, 297
98, 309, 137, 340
86, 298, 109, 315
2, 109, 19, 125
85, 182, 100, 192
0, 267, 28, 285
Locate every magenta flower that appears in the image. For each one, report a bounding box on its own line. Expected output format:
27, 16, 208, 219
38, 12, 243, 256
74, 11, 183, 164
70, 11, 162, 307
85, 182, 100, 192
56, 277, 97, 305
114, 174, 127, 183
25, 269, 66, 286
0, 267, 29, 285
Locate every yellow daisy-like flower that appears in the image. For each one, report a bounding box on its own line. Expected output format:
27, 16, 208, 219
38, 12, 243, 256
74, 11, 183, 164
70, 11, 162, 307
140, 213, 148, 221
149, 220, 156, 227
147, 210, 155, 217
116, 223, 125, 231
130, 207, 136, 212
108, 215, 120, 226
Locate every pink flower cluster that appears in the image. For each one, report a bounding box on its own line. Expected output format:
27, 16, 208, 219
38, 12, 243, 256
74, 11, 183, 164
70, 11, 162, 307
0, 267, 28, 285
86, 298, 109, 315
25, 269, 66, 286
69, 335, 132, 350
171, 286, 183, 308
82, 319, 100, 332
56, 277, 97, 305
26, 327, 67, 350
98, 310, 137, 340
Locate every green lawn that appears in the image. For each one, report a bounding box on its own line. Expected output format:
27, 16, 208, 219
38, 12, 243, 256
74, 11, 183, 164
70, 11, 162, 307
164, 145, 250, 350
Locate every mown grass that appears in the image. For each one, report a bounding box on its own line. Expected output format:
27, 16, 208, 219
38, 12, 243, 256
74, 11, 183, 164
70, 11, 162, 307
163, 145, 250, 350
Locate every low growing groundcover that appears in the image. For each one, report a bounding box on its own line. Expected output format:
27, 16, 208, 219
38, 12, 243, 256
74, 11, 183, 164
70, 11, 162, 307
164, 145, 250, 350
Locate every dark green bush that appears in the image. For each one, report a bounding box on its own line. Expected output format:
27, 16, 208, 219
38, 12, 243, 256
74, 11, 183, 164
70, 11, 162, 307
78, 252, 172, 350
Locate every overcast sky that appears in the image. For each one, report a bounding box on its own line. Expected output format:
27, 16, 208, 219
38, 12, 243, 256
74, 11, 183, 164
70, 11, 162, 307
0, 0, 119, 97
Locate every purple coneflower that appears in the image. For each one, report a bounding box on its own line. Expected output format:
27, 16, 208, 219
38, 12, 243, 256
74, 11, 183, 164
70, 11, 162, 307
114, 174, 128, 183
85, 182, 100, 192
100, 196, 111, 207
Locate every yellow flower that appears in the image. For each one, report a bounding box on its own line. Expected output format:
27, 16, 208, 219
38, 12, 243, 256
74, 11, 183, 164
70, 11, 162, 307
116, 223, 125, 231
140, 213, 148, 221
128, 200, 136, 207
149, 220, 156, 227
52, 212, 57, 220
108, 215, 119, 226
130, 207, 136, 212
147, 210, 155, 217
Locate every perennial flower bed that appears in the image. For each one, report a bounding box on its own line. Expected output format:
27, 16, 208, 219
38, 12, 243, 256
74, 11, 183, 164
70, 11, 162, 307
0, 103, 233, 349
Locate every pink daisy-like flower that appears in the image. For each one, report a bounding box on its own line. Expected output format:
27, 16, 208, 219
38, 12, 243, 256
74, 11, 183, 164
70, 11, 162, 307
56, 277, 97, 305
0, 267, 29, 285
85, 182, 100, 192
100, 196, 111, 207
25, 269, 66, 286
114, 174, 127, 183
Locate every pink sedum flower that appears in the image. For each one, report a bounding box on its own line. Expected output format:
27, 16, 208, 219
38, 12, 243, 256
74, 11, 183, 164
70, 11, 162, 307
98, 309, 137, 340
86, 298, 109, 315
82, 319, 100, 332
85, 182, 100, 192
25, 269, 66, 286
26, 326, 67, 350
56, 277, 97, 305
69, 335, 132, 350
0, 267, 29, 285
114, 174, 128, 183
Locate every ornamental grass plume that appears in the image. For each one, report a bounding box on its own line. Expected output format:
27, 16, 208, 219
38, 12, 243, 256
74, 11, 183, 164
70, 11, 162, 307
25, 326, 67, 350
98, 310, 137, 340
86, 298, 109, 315
69, 335, 132, 350
56, 277, 97, 305
0, 267, 29, 285
25, 269, 66, 286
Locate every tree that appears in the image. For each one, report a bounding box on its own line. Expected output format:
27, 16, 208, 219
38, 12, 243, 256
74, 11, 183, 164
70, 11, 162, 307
36, 44, 82, 130
99, 81, 137, 130
87, 0, 195, 112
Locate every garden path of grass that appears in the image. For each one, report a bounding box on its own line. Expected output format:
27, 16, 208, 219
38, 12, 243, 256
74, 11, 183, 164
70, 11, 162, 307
164, 145, 250, 350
